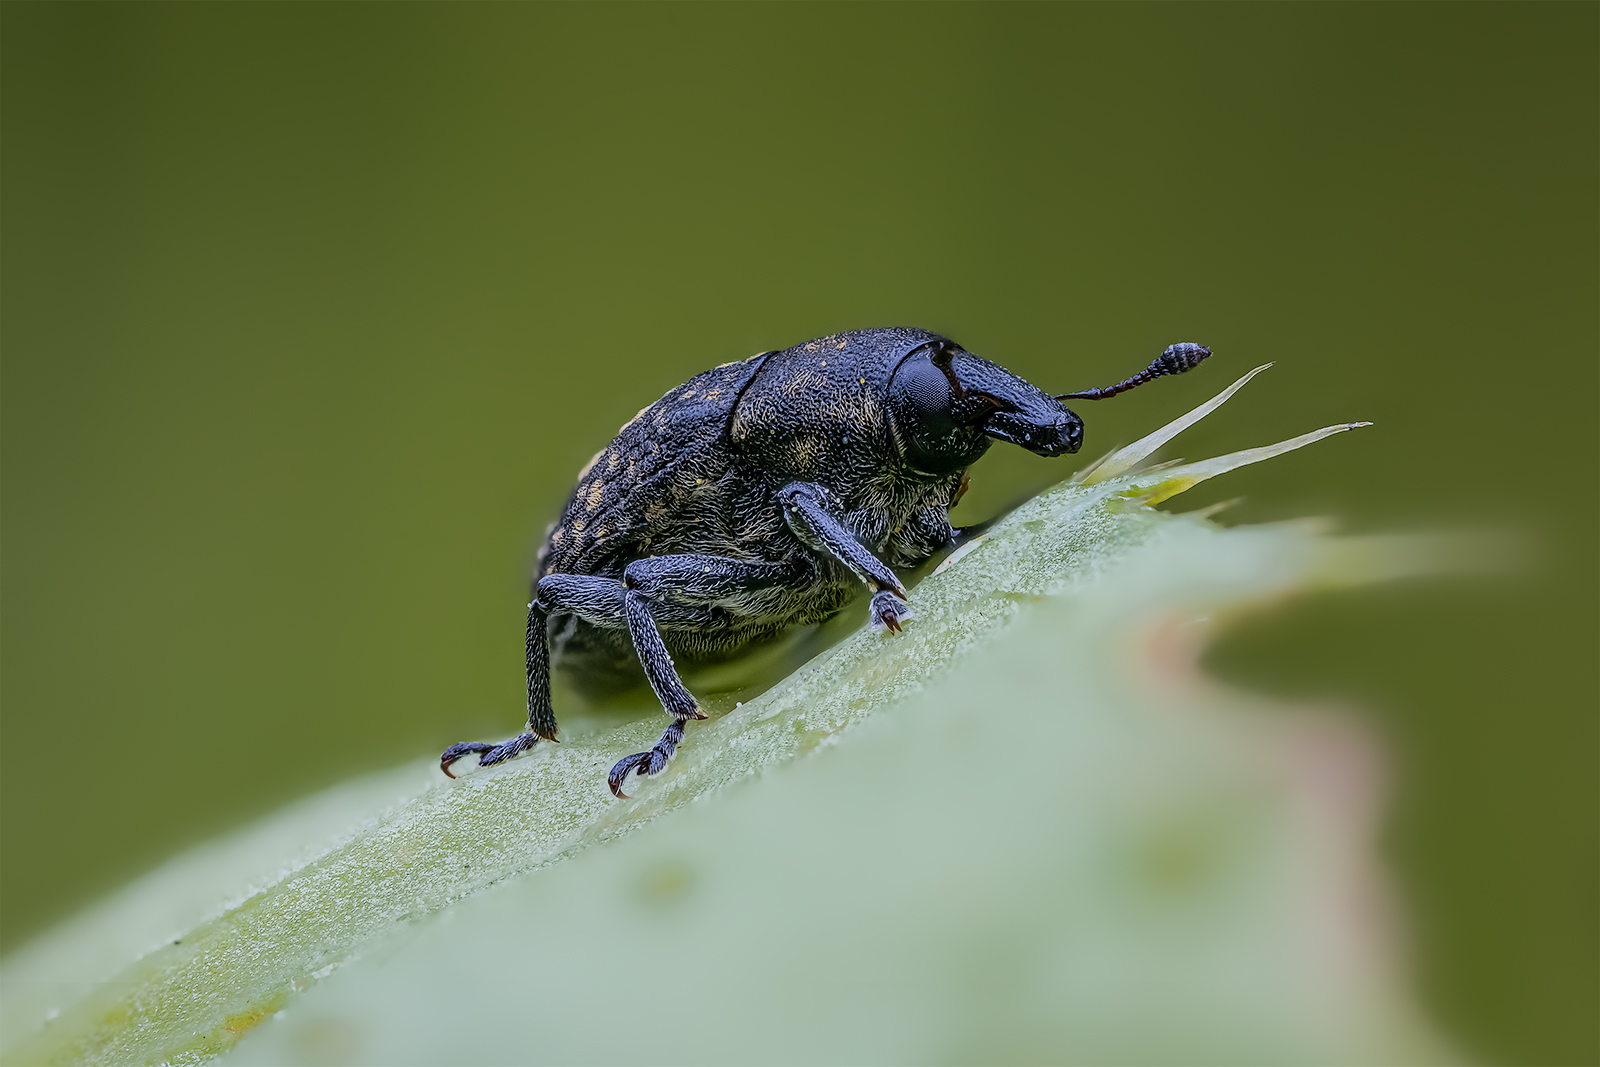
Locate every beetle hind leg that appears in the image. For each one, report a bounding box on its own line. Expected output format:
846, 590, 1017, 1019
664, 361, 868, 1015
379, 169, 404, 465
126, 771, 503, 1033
439, 600, 559, 778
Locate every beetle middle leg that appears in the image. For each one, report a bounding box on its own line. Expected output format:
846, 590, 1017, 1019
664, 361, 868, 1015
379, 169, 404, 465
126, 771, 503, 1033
540, 555, 814, 798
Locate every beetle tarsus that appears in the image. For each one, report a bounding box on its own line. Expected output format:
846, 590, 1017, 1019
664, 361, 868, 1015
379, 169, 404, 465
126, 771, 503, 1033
438, 733, 540, 778
440, 741, 494, 778
607, 752, 651, 798
609, 714, 696, 799
870, 590, 914, 634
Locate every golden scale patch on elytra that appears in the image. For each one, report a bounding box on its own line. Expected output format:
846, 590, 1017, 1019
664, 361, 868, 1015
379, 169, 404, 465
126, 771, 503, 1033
585, 480, 606, 511
607, 452, 620, 473
619, 404, 652, 435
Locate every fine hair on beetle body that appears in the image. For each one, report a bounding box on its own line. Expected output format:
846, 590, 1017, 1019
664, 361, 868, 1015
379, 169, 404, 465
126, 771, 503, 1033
440, 327, 1211, 797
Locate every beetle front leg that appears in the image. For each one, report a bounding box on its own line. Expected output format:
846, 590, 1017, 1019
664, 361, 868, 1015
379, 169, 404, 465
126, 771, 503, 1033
779, 482, 915, 633
440, 599, 559, 778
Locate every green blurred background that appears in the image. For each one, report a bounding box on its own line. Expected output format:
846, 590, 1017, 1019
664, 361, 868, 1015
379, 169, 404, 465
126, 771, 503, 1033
2, 3, 1594, 1062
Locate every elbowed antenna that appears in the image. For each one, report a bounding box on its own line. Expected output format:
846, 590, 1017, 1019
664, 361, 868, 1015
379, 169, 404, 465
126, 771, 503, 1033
1056, 342, 1212, 401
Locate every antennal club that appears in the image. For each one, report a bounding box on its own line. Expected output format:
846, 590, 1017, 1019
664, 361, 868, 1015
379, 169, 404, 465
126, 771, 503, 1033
1056, 342, 1212, 401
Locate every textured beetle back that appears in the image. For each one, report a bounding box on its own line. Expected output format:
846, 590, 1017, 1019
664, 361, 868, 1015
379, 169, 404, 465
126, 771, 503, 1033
539, 352, 770, 578
729, 328, 946, 485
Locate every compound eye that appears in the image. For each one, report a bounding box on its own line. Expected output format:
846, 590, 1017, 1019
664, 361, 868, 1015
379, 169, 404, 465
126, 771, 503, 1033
889, 354, 955, 430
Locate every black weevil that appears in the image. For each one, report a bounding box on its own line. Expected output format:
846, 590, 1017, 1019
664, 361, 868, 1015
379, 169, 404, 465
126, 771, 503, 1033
441, 328, 1210, 797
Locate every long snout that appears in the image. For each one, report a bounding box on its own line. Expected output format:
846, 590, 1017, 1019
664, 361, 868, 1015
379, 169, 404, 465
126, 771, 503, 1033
984, 406, 1083, 455
948, 352, 1086, 456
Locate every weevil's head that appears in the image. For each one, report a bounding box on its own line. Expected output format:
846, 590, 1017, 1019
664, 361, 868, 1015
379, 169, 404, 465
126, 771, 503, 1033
886, 336, 1083, 474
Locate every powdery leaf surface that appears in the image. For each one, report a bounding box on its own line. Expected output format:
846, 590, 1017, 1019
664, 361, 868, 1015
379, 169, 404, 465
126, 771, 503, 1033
2, 372, 1456, 1065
